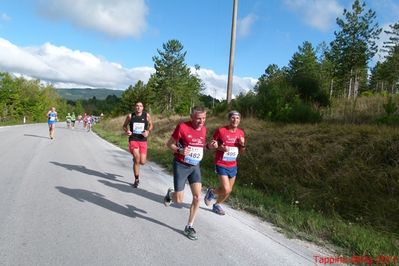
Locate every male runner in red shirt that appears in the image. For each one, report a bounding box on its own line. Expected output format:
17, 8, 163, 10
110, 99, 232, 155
164, 106, 207, 240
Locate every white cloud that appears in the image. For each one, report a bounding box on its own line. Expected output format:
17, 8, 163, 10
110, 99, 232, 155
0, 38, 152, 88
37, 0, 148, 38
237, 14, 257, 38
1, 13, 11, 22
192, 68, 257, 100
283, 0, 342, 32
0, 38, 256, 99
0, 38, 56, 77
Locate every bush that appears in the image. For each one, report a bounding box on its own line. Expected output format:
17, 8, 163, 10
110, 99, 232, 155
376, 115, 399, 125
268, 95, 322, 123
383, 95, 398, 116
287, 98, 322, 123
376, 95, 399, 125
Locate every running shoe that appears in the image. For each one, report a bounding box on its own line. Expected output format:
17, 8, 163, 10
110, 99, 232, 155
183, 226, 198, 240
132, 179, 139, 188
212, 204, 225, 215
163, 188, 174, 207
204, 187, 215, 207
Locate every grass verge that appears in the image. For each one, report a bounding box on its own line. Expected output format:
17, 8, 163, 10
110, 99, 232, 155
93, 115, 399, 259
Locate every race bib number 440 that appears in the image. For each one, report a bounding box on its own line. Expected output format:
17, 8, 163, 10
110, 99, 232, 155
222, 147, 239, 161
184, 146, 204, 165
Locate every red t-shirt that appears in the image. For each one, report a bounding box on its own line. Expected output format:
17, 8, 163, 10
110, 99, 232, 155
172, 121, 207, 165
213, 126, 245, 167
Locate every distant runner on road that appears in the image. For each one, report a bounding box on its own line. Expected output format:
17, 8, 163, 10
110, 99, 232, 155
66, 113, 72, 128
86, 114, 93, 132
47, 107, 58, 139
71, 112, 76, 128
164, 106, 207, 240
122, 102, 153, 188
204, 110, 246, 215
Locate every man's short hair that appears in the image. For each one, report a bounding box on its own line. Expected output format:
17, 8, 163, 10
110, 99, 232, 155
228, 110, 241, 119
191, 106, 205, 115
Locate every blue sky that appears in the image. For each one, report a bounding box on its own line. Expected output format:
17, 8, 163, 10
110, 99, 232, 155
0, 0, 398, 99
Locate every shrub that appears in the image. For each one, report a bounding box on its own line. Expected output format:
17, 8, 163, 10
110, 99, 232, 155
383, 95, 398, 116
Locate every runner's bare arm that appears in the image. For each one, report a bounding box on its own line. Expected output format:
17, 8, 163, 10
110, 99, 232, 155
142, 113, 153, 138
147, 113, 153, 132
239, 136, 246, 153
166, 137, 186, 155
122, 114, 132, 135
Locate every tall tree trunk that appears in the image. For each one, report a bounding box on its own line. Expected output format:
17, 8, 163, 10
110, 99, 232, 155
168, 94, 172, 111
354, 73, 359, 99
347, 69, 353, 100
329, 79, 334, 99
348, 77, 352, 100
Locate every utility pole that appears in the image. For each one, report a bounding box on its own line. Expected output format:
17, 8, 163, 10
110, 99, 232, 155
226, 0, 238, 105
212, 88, 216, 108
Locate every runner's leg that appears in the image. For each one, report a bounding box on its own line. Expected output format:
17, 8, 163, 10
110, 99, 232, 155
187, 182, 202, 225
132, 148, 140, 176
215, 175, 236, 204
138, 142, 147, 165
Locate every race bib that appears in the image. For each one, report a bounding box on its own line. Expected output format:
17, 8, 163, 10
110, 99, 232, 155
222, 146, 239, 161
49, 116, 56, 121
132, 122, 145, 134
184, 146, 204, 165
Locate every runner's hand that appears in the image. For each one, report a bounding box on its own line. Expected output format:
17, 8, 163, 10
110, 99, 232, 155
218, 144, 228, 152
209, 140, 218, 149
181, 147, 189, 156
142, 130, 149, 138
239, 137, 245, 146
126, 130, 132, 136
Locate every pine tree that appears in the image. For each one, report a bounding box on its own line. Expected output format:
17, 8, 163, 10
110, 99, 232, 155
382, 22, 399, 93
148, 39, 202, 114
329, 0, 382, 99
288, 41, 328, 106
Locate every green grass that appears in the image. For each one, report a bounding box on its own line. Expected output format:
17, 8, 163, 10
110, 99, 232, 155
93, 114, 399, 258
0, 120, 24, 126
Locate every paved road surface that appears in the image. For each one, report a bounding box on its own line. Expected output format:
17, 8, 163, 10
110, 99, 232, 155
0, 123, 334, 265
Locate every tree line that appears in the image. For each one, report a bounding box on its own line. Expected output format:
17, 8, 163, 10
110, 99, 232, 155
118, 0, 398, 123
0, 72, 66, 123
1, 0, 398, 124
230, 0, 398, 122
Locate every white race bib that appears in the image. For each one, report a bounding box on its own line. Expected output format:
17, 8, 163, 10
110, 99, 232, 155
49, 116, 55, 121
184, 146, 204, 165
132, 122, 145, 134
222, 146, 239, 161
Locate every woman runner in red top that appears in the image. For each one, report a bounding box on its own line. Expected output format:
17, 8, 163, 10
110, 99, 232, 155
204, 110, 246, 215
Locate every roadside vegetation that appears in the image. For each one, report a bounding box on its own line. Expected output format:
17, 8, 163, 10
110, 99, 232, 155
1, 0, 398, 259
94, 105, 398, 258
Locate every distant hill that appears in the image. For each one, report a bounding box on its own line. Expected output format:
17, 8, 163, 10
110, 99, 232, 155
55, 88, 123, 101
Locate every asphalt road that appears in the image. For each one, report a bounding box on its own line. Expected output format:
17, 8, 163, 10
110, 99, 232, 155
0, 123, 334, 266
